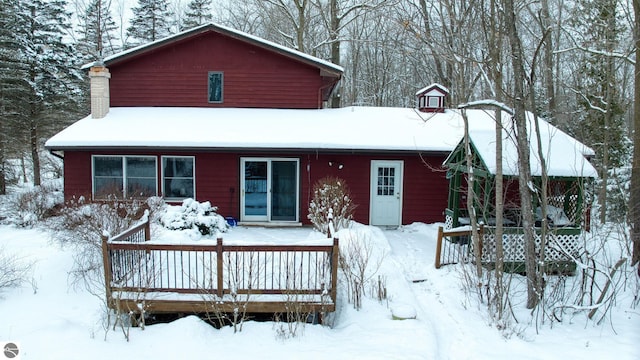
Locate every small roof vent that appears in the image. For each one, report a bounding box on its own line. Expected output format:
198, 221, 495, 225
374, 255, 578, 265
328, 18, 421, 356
415, 83, 448, 113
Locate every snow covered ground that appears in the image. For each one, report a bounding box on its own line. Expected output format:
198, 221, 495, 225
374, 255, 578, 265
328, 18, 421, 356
0, 218, 638, 359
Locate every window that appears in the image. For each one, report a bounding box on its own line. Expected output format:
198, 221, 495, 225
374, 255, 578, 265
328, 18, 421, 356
377, 167, 395, 196
93, 156, 157, 198
427, 96, 440, 108
208, 72, 223, 103
162, 156, 195, 199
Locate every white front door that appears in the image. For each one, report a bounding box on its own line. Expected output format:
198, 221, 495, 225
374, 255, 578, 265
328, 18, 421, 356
370, 160, 403, 226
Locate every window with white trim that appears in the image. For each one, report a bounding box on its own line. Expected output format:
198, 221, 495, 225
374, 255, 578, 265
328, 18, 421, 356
162, 156, 195, 200
93, 155, 157, 198
427, 96, 440, 108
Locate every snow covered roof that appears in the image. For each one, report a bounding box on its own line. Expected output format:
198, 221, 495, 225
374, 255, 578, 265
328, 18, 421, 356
82, 23, 343, 76
46, 107, 462, 152
445, 112, 598, 178
45, 106, 596, 178
415, 83, 449, 96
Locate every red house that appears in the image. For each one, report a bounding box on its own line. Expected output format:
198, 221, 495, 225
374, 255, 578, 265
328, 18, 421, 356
45, 23, 593, 229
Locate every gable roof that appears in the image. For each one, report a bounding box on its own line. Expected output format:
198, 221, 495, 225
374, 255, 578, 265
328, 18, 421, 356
82, 23, 343, 78
443, 112, 598, 178
415, 83, 449, 96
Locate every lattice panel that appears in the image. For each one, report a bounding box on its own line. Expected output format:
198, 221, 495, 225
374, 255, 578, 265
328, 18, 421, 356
479, 232, 581, 263
445, 214, 453, 230
547, 181, 580, 224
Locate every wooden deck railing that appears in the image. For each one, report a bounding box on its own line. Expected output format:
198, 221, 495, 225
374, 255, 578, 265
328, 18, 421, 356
434, 225, 483, 269
101, 219, 339, 313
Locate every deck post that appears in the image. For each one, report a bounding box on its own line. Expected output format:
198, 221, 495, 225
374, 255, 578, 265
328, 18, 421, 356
144, 219, 151, 241
216, 237, 223, 298
435, 226, 444, 269
330, 237, 339, 304
101, 234, 113, 307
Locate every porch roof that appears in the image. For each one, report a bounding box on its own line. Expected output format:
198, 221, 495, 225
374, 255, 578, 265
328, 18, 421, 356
45, 107, 595, 175
444, 112, 598, 178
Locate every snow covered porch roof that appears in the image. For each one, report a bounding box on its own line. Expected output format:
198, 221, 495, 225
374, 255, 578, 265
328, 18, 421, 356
443, 112, 598, 179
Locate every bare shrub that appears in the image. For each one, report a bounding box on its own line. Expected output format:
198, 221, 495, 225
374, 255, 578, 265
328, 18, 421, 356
50, 195, 158, 339
273, 291, 313, 340
308, 176, 357, 234
12, 181, 63, 226
201, 252, 259, 333
0, 247, 34, 294
338, 230, 386, 310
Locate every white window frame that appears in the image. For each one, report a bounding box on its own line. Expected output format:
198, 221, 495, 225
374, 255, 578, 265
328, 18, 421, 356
161, 156, 196, 201
427, 96, 441, 108
92, 155, 158, 199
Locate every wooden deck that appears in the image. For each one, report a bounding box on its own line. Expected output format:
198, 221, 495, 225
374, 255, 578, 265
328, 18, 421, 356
102, 221, 339, 315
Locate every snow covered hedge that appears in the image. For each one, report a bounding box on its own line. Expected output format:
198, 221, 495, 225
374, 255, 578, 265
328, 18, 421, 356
158, 198, 228, 237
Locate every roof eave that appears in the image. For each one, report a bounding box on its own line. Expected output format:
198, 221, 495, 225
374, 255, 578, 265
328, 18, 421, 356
82, 23, 343, 79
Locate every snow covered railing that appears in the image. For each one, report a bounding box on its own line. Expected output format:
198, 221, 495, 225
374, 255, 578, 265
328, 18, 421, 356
101, 221, 339, 314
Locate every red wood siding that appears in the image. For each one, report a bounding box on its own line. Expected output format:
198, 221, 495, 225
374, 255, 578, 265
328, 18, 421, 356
108, 32, 325, 109
63, 151, 93, 201
62, 150, 449, 225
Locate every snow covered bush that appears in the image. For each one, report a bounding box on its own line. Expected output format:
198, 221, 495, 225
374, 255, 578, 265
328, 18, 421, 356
308, 177, 357, 234
158, 198, 228, 237
11, 180, 63, 226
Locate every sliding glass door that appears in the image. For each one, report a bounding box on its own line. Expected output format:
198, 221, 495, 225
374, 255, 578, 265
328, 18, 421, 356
241, 158, 299, 222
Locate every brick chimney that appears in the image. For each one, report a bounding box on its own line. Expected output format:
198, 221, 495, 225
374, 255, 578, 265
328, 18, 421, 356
89, 64, 111, 119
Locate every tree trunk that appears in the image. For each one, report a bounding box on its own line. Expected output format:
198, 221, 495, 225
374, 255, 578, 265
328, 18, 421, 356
504, 0, 542, 309
329, 0, 341, 108
488, 0, 505, 318
540, 0, 556, 116
462, 109, 483, 279
30, 120, 40, 186
630, 0, 640, 273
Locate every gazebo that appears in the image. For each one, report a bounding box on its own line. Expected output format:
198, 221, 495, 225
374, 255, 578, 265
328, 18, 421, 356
440, 112, 598, 273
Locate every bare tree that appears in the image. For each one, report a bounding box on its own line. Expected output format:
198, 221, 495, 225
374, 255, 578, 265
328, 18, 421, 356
504, 0, 543, 309
631, 0, 640, 275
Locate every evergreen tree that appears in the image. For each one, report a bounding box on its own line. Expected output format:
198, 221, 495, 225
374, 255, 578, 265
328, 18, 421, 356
20, 0, 84, 185
126, 0, 173, 47
568, 0, 630, 221
182, 0, 213, 31
0, 0, 30, 193
76, 0, 119, 62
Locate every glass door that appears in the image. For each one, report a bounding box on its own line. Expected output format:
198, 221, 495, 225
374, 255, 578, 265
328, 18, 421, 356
242, 160, 268, 221
271, 161, 297, 221
241, 158, 299, 222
